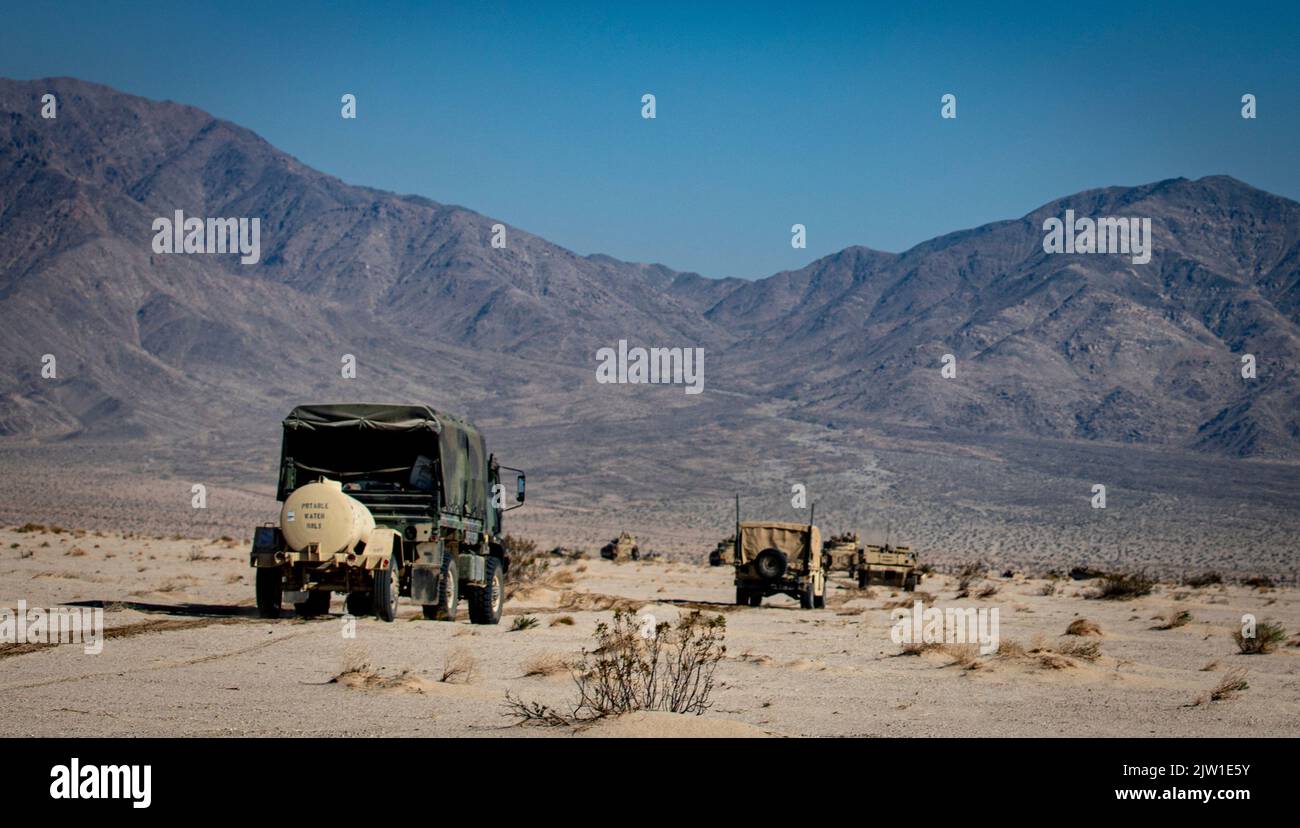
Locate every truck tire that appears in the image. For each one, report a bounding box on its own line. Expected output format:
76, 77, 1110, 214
904, 573, 917, 592
748, 593, 762, 607
374, 552, 400, 622
467, 556, 504, 625
295, 589, 331, 618
255, 567, 282, 619
345, 591, 373, 616
799, 582, 815, 609
754, 549, 787, 581
857, 567, 869, 589
422, 554, 459, 621
813, 585, 826, 609
735, 587, 749, 606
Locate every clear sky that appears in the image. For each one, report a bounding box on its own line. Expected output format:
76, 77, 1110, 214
3, 1, 1298, 279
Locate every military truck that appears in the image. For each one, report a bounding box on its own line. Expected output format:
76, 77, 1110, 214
249, 404, 525, 624
854, 543, 921, 591
822, 532, 859, 572
707, 535, 735, 567
733, 520, 826, 609
600, 531, 640, 561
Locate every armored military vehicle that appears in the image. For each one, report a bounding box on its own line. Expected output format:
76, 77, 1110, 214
600, 531, 640, 561
854, 543, 921, 591
822, 532, 860, 572
249, 404, 525, 624
707, 536, 735, 567
733, 520, 826, 609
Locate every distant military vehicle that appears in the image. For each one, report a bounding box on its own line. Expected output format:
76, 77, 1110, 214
730, 499, 826, 608
822, 532, 859, 572
854, 543, 921, 591
600, 531, 640, 561
249, 404, 525, 624
708, 536, 735, 567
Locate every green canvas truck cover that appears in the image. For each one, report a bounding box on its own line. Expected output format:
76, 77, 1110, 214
278, 403, 489, 518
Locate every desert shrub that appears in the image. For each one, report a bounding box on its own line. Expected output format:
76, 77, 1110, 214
1093, 570, 1155, 600
502, 534, 547, 596
955, 561, 988, 597
550, 615, 575, 627
1183, 571, 1222, 588
1039, 581, 1060, 596
505, 609, 726, 724
1155, 610, 1192, 630
15, 523, 45, 533
1242, 575, 1275, 589
1195, 668, 1249, 705
510, 614, 540, 632
1065, 618, 1102, 637
1069, 565, 1106, 580
977, 583, 1000, 598
1233, 620, 1287, 654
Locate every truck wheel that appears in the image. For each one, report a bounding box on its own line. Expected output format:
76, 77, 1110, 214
813, 586, 826, 609
857, 568, 869, 589
748, 592, 762, 607
374, 553, 400, 622
799, 583, 815, 609
255, 567, 282, 619
468, 556, 504, 624
422, 554, 459, 621
345, 592, 373, 616
735, 587, 749, 606
904, 573, 917, 592
295, 589, 331, 618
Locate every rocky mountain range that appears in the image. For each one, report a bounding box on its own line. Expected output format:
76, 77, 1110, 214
1, 77, 1299, 574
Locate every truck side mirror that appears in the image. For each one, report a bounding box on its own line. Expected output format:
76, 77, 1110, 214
516, 474, 526, 503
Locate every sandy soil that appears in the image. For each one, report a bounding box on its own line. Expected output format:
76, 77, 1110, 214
1, 525, 1298, 737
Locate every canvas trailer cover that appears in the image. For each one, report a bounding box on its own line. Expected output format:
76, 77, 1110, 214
278, 403, 489, 518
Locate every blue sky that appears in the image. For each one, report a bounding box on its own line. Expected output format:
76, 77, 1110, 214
3, 1, 1298, 279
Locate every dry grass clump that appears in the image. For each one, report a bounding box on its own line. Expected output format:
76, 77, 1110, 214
521, 653, 568, 678
1065, 618, 1103, 637
1242, 575, 1274, 590
549, 615, 575, 627
1093, 570, 1155, 600
15, 523, 46, 533
440, 648, 477, 683
897, 641, 944, 656
1055, 638, 1101, 662
1233, 620, 1288, 654
939, 643, 985, 670
505, 609, 726, 725
1194, 668, 1249, 705
976, 583, 999, 599
510, 614, 540, 632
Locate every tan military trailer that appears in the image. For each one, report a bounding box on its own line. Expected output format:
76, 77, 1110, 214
733, 521, 826, 609
600, 531, 640, 561
855, 543, 921, 591
249, 404, 525, 624
822, 532, 860, 572
707, 536, 735, 567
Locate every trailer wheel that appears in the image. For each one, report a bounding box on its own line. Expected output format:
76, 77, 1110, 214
467, 556, 504, 625
422, 554, 459, 621
255, 567, 282, 619
735, 587, 749, 606
748, 592, 763, 607
374, 553, 400, 622
813, 584, 826, 609
295, 589, 331, 618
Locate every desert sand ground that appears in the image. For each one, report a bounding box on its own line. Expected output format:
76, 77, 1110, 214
2, 525, 1298, 737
